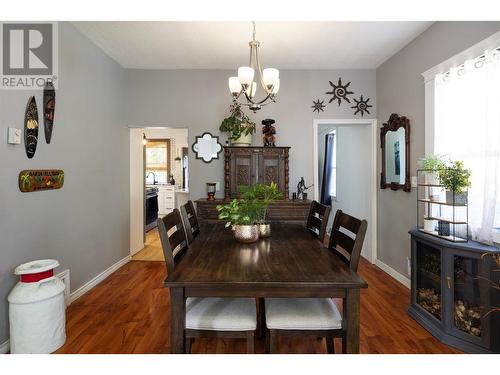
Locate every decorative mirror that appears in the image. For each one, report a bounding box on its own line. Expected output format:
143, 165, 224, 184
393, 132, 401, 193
192, 132, 222, 163
380, 113, 411, 192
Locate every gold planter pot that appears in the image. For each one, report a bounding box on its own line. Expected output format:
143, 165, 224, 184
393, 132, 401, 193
258, 223, 271, 238
233, 225, 259, 243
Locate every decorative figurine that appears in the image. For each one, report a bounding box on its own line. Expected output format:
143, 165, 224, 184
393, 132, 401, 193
296, 177, 313, 200
262, 118, 276, 147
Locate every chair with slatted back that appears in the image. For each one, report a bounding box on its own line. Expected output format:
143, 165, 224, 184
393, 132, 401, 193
305, 200, 331, 242
158, 209, 257, 354
180, 200, 200, 245
265, 209, 367, 354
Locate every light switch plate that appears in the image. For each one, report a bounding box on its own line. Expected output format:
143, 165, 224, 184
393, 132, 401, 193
411, 176, 418, 188
7, 127, 21, 145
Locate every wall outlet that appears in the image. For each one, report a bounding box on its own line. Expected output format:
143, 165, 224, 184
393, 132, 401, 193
407, 256, 411, 276
215, 182, 220, 192
7, 127, 21, 145
411, 176, 418, 188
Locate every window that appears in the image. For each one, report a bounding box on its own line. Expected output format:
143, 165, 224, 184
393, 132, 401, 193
431, 48, 500, 244
145, 139, 171, 184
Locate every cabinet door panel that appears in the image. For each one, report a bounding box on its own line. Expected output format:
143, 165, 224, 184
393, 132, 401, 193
259, 150, 285, 194
229, 151, 254, 197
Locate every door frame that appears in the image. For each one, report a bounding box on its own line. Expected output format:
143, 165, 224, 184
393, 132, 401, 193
312, 118, 378, 264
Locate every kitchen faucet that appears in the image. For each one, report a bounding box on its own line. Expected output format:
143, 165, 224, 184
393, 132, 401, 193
146, 171, 158, 185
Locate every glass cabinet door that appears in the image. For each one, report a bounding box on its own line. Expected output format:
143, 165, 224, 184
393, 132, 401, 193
453, 255, 483, 337
416, 242, 442, 321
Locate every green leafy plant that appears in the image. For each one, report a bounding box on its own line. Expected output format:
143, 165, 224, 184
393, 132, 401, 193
420, 154, 446, 171
219, 103, 256, 141
439, 160, 471, 194
216, 198, 262, 227
239, 182, 282, 223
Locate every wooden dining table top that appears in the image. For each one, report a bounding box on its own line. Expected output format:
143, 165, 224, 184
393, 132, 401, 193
164, 222, 367, 289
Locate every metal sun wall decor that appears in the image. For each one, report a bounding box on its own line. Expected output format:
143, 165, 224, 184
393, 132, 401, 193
311, 99, 325, 113
326, 78, 354, 106
262, 118, 276, 146
351, 95, 372, 117
19, 170, 65, 193
43, 82, 56, 143
24, 96, 39, 159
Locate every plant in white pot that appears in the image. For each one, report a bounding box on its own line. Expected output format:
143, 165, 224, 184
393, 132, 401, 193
216, 198, 261, 243
439, 160, 471, 205
419, 154, 446, 185
219, 103, 256, 146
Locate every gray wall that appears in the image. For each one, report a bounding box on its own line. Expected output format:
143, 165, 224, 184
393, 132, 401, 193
124, 69, 376, 201
376, 21, 500, 276
0, 22, 129, 344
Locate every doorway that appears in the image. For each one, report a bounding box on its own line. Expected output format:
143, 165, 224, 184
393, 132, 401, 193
129, 127, 189, 260
312, 119, 377, 264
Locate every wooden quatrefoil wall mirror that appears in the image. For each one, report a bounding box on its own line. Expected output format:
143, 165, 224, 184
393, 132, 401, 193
192, 132, 223, 163
380, 113, 411, 192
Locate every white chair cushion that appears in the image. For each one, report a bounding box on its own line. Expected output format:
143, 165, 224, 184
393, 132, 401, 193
186, 297, 257, 331
265, 298, 342, 330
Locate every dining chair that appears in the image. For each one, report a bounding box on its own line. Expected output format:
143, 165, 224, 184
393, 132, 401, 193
305, 200, 331, 242
265, 209, 368, 354
158, 209, 257, 354
180, 200, 200, 245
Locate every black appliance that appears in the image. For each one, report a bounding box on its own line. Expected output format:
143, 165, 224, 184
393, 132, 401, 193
145, 186, 159, 232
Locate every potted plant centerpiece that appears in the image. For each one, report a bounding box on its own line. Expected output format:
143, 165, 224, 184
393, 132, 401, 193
219, 103, 256, 146
216, 198, 261, 243
439, 160, 471, 205
240, 182, 282, 237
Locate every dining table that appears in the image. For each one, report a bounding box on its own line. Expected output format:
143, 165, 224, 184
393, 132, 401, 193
164, 222, 368, 353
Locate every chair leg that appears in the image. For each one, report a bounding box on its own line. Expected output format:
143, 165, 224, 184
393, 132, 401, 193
326, 337, 335, 354
246, 331, 255, 354
257, 297, 265, 339
269, 329, 279, 354
185, 338, 192, 354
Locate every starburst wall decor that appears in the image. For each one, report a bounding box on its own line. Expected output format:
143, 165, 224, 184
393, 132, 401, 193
311, 99, 325, 113
351, 95, 372, 117
326, 78, 354, 106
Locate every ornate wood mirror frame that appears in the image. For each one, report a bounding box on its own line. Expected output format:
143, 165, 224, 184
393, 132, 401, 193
380, 113, 411, 192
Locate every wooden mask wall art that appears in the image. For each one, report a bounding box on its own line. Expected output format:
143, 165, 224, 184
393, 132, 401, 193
24, 96, 39, 159
43, 82, 56, 143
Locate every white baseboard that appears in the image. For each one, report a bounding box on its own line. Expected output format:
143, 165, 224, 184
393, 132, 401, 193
0, 339, 9, 354
375, 259, 411, 289
69, 255, 131, 303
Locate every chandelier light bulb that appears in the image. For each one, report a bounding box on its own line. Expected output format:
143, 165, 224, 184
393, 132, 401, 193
246, 81, 257, 98
238, 67, 254, 86
271, 78, 280, 94
263, 68, 279, 88
228, 77, 242, 95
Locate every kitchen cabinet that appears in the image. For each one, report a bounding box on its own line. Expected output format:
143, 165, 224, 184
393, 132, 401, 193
158, 185, 176, 215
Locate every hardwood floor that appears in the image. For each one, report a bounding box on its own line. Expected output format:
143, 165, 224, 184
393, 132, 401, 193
56, 257, 461, 354
131, 228, 164, 262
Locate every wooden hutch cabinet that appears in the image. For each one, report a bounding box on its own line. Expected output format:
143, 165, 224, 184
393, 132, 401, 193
224, 146, 290, 199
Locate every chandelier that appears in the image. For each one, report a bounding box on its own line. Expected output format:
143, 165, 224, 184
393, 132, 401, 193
228, 21, 280, 112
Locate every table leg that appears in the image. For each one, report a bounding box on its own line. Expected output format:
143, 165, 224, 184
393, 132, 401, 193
343, 289, 360, 354
170, 287, 185, 354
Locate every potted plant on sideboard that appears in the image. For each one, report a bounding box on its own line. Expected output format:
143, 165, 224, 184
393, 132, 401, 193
219, 103, 256, 146
419, 154, 446, 185
439, 160, 471, 205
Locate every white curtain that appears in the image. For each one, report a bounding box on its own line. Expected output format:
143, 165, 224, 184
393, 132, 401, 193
434, 49, 500, 244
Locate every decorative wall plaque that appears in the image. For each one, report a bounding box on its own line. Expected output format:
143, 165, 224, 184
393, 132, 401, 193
19, 170, 65, 193
24, 96, 39, 159
43, 82, 56, 143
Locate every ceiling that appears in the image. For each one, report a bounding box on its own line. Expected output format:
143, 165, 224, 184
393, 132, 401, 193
73, 21, 433, 70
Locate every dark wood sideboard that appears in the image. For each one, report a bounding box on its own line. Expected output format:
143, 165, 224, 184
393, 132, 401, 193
196, 199, 312, 224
